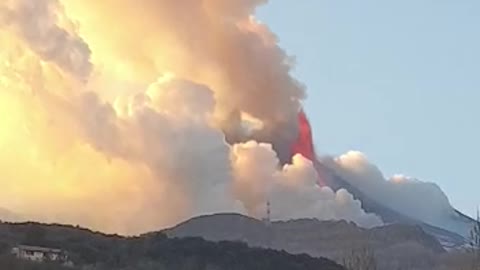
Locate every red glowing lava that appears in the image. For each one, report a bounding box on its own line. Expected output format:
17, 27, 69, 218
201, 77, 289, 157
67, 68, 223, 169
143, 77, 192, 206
291, 110, 316, 161
291, 110, 326, 186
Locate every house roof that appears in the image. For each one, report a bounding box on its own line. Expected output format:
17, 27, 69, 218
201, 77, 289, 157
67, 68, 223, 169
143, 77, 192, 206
15, 245, 63, 253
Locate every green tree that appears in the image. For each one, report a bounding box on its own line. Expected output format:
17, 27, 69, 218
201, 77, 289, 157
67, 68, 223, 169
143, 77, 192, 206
23, 225, 47, 246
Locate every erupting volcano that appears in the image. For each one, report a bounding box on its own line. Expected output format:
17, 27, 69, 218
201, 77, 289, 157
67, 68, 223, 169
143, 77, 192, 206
289, 109, 473, 244
1, 0, 384, 234
0, 0, 475, 243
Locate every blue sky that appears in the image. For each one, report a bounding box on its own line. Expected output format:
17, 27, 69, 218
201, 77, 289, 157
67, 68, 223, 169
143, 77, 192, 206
257, 1, 480, 216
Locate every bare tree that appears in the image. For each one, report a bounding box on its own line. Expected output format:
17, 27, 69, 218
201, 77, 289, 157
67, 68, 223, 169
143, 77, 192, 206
341, 245, 377, 270
468, 209, 480, 270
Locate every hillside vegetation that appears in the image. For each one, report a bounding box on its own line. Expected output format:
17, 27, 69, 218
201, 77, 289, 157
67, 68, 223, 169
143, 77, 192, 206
0, 221, 344, 270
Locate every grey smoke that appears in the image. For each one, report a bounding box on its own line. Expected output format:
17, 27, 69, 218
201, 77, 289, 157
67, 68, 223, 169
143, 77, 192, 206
0, 0, 92, 80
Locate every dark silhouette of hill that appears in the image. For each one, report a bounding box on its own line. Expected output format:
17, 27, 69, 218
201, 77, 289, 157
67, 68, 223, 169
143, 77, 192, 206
0, 221, 344, 270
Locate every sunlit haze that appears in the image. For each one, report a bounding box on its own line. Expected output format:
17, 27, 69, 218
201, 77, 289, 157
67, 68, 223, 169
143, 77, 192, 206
0, 0, 478, 238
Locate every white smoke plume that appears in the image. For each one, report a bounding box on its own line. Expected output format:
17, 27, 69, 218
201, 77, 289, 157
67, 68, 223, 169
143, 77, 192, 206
324, 151, 471, 236
0, 0, 381, 234
231, 142, 383, 229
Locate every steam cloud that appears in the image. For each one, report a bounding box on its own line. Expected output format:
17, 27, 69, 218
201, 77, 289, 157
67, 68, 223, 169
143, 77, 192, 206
0, 0, 382, 234
231, 143, 382, 228
324, 151, 471, 236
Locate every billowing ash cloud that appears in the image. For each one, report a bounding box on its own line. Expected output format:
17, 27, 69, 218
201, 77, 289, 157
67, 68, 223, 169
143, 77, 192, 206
58, 0, 305, 159
0, 0, 92, 80
324, 151, 472, 236
0, 0, 385, 234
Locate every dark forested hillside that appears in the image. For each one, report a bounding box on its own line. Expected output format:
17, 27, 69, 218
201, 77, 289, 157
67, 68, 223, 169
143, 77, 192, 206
0, 221, 344, 270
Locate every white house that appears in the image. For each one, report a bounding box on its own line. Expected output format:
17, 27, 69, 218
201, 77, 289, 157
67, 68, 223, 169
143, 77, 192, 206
11, 245, 70, 263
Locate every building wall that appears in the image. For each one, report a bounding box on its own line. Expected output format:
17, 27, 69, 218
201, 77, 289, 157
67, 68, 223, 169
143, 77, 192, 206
19, 250, 45, 262
12, 248, 62, 262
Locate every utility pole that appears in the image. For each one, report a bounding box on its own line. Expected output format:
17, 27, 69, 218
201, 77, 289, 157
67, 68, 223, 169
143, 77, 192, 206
262, 199, 273, 249
262, 200, 271, 226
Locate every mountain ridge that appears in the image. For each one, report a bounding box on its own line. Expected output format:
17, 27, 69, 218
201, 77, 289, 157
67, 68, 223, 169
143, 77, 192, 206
164, 213, 445, 256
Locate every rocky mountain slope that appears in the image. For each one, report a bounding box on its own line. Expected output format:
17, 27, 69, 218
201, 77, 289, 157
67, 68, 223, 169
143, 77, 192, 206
319, 161, 471, 249
165, 213, 447, 269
